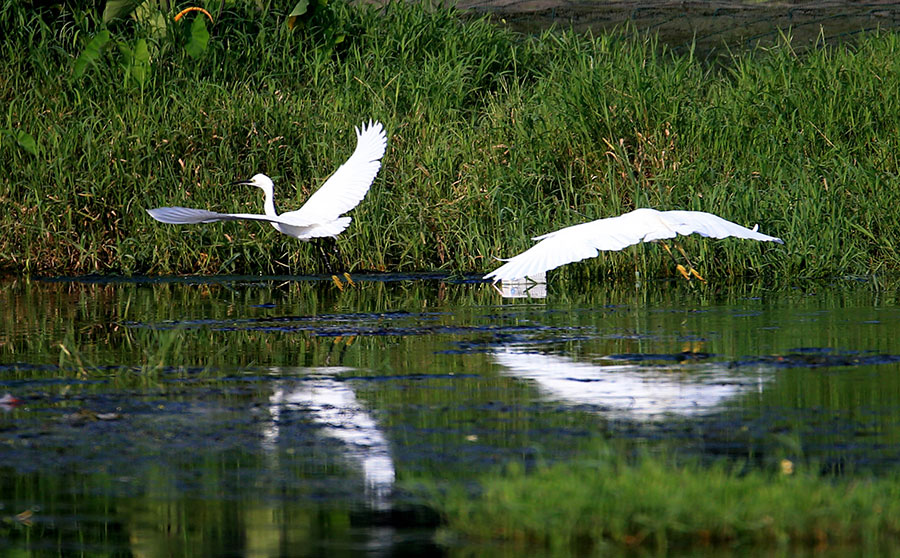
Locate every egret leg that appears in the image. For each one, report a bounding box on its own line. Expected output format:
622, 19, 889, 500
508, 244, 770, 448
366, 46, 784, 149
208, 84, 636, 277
311, 237, 345, 288
314, 239, 337, 274
661, 242, 692, 281
325, 242, 357, 287
674, 242, 706, 282
314, 238, 356, 289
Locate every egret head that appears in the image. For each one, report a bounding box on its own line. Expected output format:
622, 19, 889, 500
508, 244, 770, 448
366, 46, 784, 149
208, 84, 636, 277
231, 173, 274, 191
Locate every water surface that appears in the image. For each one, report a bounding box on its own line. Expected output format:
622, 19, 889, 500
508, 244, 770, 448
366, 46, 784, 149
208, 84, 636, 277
3, 275, 900, 556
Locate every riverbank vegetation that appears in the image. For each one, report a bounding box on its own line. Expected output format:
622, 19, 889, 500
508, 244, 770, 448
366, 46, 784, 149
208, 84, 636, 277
2, 1, 899, 278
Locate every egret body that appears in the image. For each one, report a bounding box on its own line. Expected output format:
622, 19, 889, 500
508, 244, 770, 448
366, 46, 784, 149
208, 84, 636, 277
147, 120, 387, 242
484, 208, 784, 283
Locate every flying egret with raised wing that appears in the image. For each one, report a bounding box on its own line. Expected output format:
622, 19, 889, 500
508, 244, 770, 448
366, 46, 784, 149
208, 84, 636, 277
484, 208, 783, 284
147, 120, 387, 280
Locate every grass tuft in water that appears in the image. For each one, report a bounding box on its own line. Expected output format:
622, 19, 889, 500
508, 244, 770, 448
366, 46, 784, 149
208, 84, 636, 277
428, 451, 900, 551
2, 1, 900, 278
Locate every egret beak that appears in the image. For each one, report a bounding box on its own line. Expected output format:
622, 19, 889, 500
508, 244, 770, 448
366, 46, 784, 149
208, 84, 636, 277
229, 179, 253, 187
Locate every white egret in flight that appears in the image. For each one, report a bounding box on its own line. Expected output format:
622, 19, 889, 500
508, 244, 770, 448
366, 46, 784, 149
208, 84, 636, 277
147, 120, 387, 243
484, 208, 784, 283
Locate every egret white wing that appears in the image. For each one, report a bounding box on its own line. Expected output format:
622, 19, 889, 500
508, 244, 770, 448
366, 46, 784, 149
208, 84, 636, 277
483, 238, 595, 283
147, 206, 296, 227
658, 210, 784, 243
486, 212, 673, 282
550, 211, 676, 249
286, 120, 387, 224
484, 219, 638, 283
485, 208, 783, 282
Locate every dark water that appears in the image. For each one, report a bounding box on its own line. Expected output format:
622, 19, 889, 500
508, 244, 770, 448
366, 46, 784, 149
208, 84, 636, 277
2, 274, 900, 556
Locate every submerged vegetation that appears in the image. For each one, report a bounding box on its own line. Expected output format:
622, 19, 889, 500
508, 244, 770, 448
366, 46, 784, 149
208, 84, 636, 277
428, 450, 900, 552
2, 1, 900, 278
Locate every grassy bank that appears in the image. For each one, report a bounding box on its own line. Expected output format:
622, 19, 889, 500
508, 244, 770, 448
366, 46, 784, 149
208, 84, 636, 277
2, 1, 899, 277
427, 452, 900, 552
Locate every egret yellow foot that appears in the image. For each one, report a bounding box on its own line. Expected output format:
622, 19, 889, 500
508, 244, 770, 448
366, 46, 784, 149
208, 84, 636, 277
665, 244, 695, 281
662, 243, 675, 258
665, 242, 705, 282
342, 272, 355, 287
674, 243, 705, 282
331, 275, 345, 290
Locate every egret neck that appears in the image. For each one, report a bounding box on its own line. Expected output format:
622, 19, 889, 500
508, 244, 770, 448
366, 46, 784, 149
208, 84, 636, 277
231, 174, 278, 218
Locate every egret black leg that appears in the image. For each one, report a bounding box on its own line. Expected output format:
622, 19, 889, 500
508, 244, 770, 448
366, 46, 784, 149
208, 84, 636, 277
661, 242, 692, 281
313, 239, 336, 275
325, 237, 344, 270
313, 237, 356, 290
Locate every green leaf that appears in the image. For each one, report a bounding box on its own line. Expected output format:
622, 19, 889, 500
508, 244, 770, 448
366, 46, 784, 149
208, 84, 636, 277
102, 0, 142, 22
130, 38, 151, 87
288, 0, 310, 18
287, 0, 311, 29
16, 130, 38, 156
73, 29, 111, 78
185, 16, 210, 59
120, 39, 151, 87
133, 0, 168, 37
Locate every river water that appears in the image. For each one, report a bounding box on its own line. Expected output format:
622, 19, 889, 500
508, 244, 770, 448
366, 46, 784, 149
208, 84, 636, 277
2, 274, 900, 556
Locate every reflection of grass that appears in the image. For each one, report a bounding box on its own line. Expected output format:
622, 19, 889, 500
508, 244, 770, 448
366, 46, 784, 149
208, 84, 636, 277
427, 452, 900, 550
135, 327, 188, 374
54, 327, 195, 385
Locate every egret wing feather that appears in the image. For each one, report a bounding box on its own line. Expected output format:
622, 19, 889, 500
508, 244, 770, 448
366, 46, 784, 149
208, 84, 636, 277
485, 222, 616, 282
285, 121, 387, 225
147, 207, 296, 226
659, 210, 784, 243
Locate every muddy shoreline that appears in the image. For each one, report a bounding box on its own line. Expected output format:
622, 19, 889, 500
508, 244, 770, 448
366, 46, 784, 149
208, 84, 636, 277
452, 0, 900, 51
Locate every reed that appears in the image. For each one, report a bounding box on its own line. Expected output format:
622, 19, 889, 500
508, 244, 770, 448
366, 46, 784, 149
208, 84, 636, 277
2, 1, 899, 278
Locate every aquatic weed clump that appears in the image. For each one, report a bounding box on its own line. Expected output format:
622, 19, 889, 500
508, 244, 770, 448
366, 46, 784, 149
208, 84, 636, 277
2, 0, 900, 278
431, 454, 900, 551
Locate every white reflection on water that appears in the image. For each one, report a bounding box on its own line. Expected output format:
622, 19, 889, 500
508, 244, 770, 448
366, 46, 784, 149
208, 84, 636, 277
493, 348, 766, 420
492, 273, 548, 299
263, 368, 395, 508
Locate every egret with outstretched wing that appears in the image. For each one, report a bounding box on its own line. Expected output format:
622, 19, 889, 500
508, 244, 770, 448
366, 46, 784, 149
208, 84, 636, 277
484, 208, 783, 283
147, 120, 387, 242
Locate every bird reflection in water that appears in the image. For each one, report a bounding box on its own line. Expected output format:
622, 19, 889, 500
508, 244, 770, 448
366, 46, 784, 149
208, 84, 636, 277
262, 368, 395, 509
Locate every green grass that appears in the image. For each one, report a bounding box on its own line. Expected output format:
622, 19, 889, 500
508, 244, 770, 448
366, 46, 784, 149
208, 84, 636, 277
2, 1, 900, 278
426, 451, 900, 552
